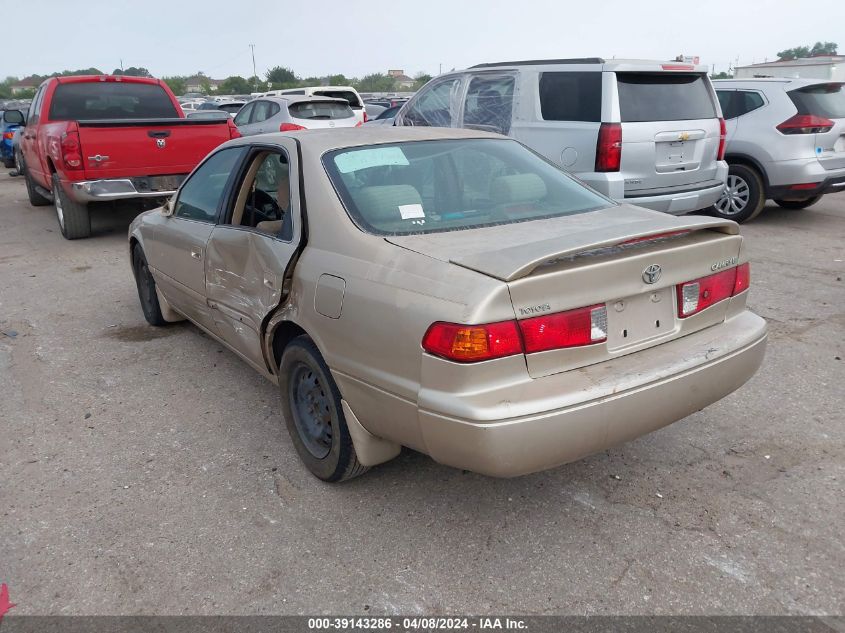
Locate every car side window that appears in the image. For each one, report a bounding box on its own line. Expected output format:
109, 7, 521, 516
737, 91, 765, 116
251, 100, 272, 124
539, 72, 602, 122
402, 78, 461, 127
716, 90, 735, 118
227, 151, 293, 240
233, 102, 254, 126
462, 75, 515, 135
28, 86, 45, 124
174, 147, 246, 222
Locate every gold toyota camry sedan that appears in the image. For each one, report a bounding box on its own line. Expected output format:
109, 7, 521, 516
129, 127, 767, 481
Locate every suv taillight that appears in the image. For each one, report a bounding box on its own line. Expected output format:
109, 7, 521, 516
776, 114, 834, 135
280, 123, 306, 132
60, 131, 82, 170
717, 117, 727, 160
677, 263, 750, 318
595, 123, 622, 172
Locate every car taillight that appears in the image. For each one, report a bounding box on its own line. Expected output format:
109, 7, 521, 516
717, 117, 726, 160
227, 119, 241, 139
363, 110, 368, 123
595, 123, 622, 172
519, 305, 608, 353
422, 321, 523, 363
280, 123, 306, 132
60, 131, 82, 169
776, 114, 834, 134
676, 263, 749, 318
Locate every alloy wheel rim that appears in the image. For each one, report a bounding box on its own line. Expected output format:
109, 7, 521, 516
715, 174, 750, 216
289, 363, 333, 459
53, 182, 65, 228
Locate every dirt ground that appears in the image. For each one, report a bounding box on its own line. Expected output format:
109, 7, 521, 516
1, 174, 843, 615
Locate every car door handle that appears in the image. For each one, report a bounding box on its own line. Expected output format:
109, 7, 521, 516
190, 248, 203, 260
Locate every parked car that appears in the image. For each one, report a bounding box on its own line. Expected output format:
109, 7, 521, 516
197, 100, 245, 116
711, 78, 845, 222
364, 104, 401, 126
233, 96, 360, 136
128, 127, 766, 482
395, 58, 729, 215
364, 103, 387, 120
1, 109, 26, 168
20, 75, 241, 239
264, 86, 367, 125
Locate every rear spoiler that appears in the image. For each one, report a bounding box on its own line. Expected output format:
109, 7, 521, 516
450, 215, 739, 282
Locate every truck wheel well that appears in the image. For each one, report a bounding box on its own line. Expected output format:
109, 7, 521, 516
271, 321, 308, 369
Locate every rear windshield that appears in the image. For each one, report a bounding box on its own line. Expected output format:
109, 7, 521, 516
289, 101, 354, 120
49, 81, 179, 120
617, 73, 716, 122
218, 103, 244, 114
323, 138, 611, 236
314, 90, 362, 108
788, 83, 845, 119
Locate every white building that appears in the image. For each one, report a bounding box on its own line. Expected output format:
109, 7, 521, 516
734, 55, 844, 81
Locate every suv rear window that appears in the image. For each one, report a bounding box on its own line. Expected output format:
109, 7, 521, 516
617, 73, 716, 122
289, 101, 354, 120
539, 72, 602, 122
314, 90, 362, 108
49, 81, 179, 120
788, 83, 845, 119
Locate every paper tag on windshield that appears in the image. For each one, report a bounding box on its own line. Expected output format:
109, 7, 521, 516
334, 147, 410, 173
398, 204, 425, 220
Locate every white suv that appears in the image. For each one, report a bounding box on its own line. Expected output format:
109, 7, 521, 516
395, 58, 728, 215
713, 78, 845, 222
264, 86, 367, 125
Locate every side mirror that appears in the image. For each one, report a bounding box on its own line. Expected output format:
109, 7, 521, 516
3, 110, 25, 125
162, 197, 175, 216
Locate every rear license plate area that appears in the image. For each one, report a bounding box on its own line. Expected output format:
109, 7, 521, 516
606, 287, 675, 351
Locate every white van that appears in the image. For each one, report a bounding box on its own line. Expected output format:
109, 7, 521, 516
395, 58, 729, 215
263, 86, 366, 125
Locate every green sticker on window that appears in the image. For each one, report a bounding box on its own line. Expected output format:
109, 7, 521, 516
334, 147, 410, 174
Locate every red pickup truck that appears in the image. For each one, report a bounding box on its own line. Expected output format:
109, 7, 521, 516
20, 75, 240, 239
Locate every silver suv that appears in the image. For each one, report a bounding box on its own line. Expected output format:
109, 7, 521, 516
395, 58, 728, 215
712, 79, 845, 222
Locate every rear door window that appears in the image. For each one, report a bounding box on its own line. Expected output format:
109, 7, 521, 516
233, 101, 254, 126
402, 78, 462, 127
539, 72, 602, 122
251, 100, 274, 124
289, 101, 354, 120
48, 81, 179, 120
617, 73, 716, 122
788, 83, 845, 118
462, 75, 515, 134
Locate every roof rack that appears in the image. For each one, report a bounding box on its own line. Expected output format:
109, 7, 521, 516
470, 58, 605, 69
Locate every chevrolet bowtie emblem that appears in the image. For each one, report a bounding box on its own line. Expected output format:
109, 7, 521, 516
678, 131, 690, 141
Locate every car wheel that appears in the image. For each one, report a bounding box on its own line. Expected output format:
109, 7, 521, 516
52, 172, 91, 239
132, 245, 167, 326
774, 196, 822, 210
23, 163, 51, 206
279, 336, 368, 482
710, 164, 765, 223
14, 148, 23, 174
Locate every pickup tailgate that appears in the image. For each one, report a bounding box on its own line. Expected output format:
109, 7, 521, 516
77, 118, 233, 179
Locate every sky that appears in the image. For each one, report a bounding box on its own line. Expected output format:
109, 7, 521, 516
3, 0, 844, 80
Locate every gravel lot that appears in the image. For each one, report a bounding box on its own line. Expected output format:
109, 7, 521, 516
1, 174, 843, 616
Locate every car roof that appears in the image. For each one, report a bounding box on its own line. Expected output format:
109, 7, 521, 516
713, 77, 839, 88
467, 58, 709, 73
226, 126, 504, 153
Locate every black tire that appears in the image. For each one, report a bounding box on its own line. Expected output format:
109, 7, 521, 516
279, 336, 368, 482
23, 164, 51, 206
132, 245, 167, 327
52, 172, 91, 239
710, 163, 766, 223
774, 196, 822, 210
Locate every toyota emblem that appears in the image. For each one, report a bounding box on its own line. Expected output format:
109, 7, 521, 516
642, 264, 662, 284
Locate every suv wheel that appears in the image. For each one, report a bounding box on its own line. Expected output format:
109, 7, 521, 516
711, 164, 765, 223
774, 196, 822, 210
52, 173, 91, 239
279, 336, 368, 483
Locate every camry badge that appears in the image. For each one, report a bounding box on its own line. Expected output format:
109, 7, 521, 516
156, 138, 166, 149
642, 264, 662, 284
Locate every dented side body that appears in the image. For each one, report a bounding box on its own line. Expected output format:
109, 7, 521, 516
129, 128, 767, 477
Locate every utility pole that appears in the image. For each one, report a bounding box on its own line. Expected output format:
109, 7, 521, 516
120, 58, 124, 72
250, 44, 257, 91
438, 63, 442, 75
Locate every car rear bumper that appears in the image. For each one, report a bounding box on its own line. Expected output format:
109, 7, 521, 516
69, 176, 185, 202
417, 310, 767, 477
767, 173, 845, 200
